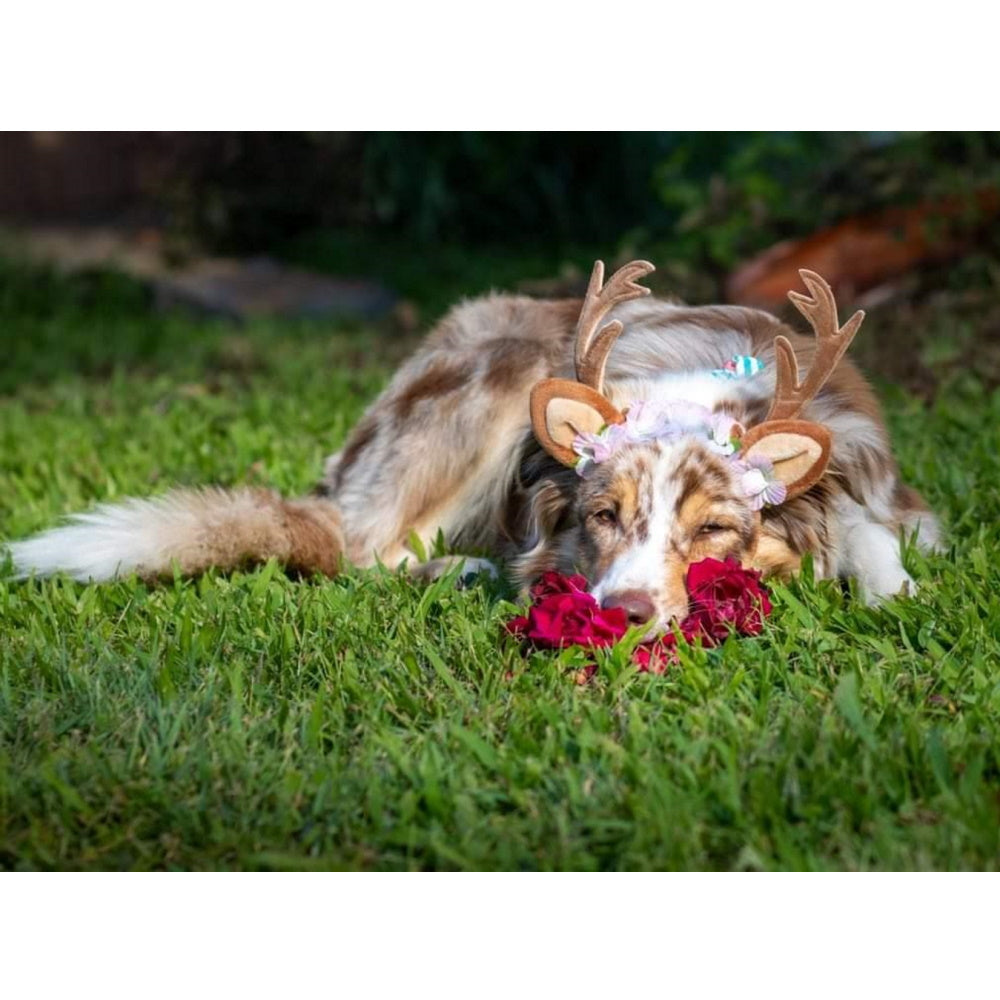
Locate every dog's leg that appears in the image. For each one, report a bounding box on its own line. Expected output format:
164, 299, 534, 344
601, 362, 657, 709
408, 555, 499, 585
894, 482, 943, 553
839, 513, 915, 602
837, 480, 944, 602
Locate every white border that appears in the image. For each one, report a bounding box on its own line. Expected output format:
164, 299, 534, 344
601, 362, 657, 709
1, 3, 995, 127
2, 877, 994, 999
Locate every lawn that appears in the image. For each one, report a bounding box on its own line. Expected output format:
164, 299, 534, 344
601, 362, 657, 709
1, 257, 999, 871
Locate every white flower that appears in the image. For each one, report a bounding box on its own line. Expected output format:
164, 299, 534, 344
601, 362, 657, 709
741, 467, 768, 498
734, 454, 788, 510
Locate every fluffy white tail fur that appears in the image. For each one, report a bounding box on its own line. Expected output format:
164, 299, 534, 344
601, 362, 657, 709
6, 488, 343, 582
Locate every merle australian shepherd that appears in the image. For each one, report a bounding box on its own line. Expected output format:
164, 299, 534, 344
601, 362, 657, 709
7, 261, 939, 633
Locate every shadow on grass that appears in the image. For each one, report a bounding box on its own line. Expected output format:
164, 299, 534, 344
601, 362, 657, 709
0, 256, 415, 395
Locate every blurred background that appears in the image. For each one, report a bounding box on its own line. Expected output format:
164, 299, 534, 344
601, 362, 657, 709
2, 131, 1000, 397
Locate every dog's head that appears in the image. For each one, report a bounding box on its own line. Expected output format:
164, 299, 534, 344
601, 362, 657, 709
528, 260, 860, 633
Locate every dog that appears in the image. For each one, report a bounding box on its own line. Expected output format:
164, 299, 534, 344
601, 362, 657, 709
6, 260, 940, 632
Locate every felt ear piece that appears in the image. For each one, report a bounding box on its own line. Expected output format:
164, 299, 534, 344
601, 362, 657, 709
529, 379, 624, 467
739, 419, 832, 500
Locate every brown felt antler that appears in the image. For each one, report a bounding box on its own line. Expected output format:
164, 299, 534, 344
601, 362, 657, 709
741, 270, 865, 500
766, 269, 866, 421
574, 259, 655, 394
530, 260, 655, 466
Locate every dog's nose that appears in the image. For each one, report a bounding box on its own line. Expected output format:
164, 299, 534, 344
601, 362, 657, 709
601, 589, 656, 626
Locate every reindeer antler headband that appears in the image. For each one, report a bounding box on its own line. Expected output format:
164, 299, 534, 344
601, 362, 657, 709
530, 261, 865, 505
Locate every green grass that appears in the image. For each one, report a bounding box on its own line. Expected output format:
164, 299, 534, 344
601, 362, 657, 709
2, 258, 1000, 870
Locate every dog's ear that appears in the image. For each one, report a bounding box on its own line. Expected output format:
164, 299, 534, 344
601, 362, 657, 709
739, 419, 831, 499
530, 379, 624, 467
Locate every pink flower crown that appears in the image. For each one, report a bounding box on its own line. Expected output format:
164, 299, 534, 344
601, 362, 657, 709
571, 398, 787, 510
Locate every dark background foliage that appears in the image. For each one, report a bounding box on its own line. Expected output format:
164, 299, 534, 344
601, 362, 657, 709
174, 131, 1000, 268
5, 131, 1000, 256
2, 131, 1000, 391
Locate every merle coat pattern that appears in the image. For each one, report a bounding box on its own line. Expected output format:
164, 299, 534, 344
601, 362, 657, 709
8, 262, 939, 631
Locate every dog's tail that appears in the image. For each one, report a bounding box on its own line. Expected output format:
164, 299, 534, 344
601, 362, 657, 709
5, 488, 344, 582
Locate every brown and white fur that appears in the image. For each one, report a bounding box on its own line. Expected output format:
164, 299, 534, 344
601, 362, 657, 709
6, 263, 940, 631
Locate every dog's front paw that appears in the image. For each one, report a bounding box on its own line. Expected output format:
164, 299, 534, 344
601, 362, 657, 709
411, 555, 499, 587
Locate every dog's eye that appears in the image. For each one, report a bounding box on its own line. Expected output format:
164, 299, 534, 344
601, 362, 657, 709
699, 522, 725, 535
592, 508, 618, 527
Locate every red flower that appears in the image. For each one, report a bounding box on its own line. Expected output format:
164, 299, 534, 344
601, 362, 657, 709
529, 571, 590, 601
632, 636, 677, 674
632, 617, 703, 673
506, 580, 628, 649
505, 558, 771, 679
684, 556, 772, 639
